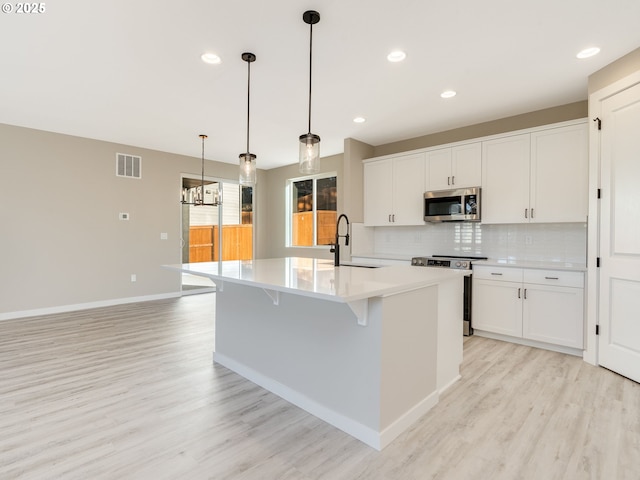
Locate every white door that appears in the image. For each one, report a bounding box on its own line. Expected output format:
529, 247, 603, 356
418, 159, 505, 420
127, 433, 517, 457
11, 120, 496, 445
598, 81, 640, 383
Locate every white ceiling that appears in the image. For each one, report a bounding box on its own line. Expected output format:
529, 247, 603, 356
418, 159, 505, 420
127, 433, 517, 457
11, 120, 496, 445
1, 0, 639, 170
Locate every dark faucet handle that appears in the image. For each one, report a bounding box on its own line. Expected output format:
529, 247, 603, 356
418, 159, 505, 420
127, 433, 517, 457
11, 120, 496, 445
345, 234, 350, 246
329, 243, 335, 253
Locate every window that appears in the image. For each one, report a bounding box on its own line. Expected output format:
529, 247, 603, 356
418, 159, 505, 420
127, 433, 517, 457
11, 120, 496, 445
287, 173, 337, 247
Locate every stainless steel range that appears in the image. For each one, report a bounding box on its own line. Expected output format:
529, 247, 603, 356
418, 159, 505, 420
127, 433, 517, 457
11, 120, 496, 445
411, 255, 487, 336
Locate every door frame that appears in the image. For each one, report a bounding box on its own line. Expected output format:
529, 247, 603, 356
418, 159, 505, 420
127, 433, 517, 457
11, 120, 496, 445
586, 68, 640, 366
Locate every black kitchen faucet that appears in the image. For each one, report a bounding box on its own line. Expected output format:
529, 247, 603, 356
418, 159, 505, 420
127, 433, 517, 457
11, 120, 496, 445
331, 214, 350, 266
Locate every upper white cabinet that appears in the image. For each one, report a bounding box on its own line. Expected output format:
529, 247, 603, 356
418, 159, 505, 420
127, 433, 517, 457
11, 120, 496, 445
426, 143, 482, 191
530, 124, 589, 223
364, 153, 425, 226
481, 134, 531, 224
482, 122, 588, 224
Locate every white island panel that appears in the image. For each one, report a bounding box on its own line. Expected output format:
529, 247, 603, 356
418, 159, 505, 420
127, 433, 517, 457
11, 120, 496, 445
164, 258, 465, 450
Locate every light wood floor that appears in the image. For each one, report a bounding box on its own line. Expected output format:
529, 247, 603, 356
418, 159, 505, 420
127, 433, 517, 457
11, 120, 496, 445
1, 294, 638, 480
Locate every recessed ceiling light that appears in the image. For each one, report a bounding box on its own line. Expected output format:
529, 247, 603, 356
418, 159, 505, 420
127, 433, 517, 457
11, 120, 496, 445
387, 50, 406, 62
440, 90, 457, 99
576, 47, 600, 59
201, 53, 221, 64
353, 117, 366, 124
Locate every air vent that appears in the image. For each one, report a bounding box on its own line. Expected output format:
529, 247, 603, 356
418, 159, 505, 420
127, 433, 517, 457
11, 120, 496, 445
116, 153, 142, 179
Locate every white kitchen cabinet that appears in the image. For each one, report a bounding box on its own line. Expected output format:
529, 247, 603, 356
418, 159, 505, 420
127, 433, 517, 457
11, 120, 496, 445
364, 153, 425, 226
426, 143, 482, 191
482, 122, 588, 224
473, 265, 584, 349
481, 134, 531, 224
530, 123, 589, 223
473, 278, 523, 337
364, 159, 393, 226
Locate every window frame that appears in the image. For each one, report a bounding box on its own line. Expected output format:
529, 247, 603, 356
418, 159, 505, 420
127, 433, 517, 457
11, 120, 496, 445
286, 171, 337, 248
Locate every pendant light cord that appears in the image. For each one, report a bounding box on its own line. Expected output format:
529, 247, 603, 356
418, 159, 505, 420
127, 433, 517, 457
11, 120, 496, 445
201, 135, 205, 188
308, 22, 313, 134
246, 59, 251, 153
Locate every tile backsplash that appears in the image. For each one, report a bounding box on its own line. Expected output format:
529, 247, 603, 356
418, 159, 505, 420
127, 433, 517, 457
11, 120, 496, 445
357, 222, 586, 264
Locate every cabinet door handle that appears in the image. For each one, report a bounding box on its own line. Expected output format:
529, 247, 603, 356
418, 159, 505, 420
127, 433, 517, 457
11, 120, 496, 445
524, 208, 528, 219
388, 214, 392, 223
392, 214, 395, 222
518, 287, 521, 299
531, 208, 535, 218
451, 175, 455, 185
491, 272, 503, 276
447, 176, 451, 185
545, 276, 559, 280
524, 288, 527, 300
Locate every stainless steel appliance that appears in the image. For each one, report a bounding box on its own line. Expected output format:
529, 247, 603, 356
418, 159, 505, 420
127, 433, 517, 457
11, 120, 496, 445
423, 187, 481, 222
411, 254, 487, 335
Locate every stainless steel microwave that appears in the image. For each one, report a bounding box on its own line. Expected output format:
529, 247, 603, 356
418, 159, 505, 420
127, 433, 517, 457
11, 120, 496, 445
424, 187, 481, 222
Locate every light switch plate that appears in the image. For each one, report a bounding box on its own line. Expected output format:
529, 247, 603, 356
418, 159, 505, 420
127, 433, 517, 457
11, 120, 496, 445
160, 232, 168, 240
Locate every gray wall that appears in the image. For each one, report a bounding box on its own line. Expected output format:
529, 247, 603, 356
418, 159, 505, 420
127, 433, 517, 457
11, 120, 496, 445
343, 138, 375, 224
0, 123, 267, 316
373, 101, 588, 157
589, 47, 640, 94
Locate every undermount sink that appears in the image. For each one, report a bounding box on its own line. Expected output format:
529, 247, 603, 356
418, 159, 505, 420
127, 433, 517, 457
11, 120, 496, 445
338, 262, 381, 268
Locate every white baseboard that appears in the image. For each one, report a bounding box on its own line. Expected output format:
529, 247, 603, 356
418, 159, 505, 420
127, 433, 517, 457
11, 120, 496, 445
0, 292, 182, 321
214, 352, 441, 451
474, 330, 583, 357
378, 389, 439, 450
438, 374, 462, 395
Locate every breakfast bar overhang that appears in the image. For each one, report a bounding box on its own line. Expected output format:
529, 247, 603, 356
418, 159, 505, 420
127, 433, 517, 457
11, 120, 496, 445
166, 257, 466, 450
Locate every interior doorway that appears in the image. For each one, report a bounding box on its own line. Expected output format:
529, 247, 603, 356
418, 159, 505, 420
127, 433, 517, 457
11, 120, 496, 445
180, 175, 254, 294
594, 80, 640, 383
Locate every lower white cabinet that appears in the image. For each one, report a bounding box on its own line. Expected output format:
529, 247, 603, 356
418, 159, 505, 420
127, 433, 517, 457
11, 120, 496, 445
473, 266, 584, 349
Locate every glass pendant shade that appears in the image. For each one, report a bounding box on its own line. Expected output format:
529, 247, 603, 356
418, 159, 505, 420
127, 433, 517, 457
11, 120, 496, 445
298, 133, 320, 174
239, 153, 256, 185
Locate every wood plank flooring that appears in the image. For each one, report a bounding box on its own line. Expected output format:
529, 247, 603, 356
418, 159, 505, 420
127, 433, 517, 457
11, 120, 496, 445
1, 294, 638, 479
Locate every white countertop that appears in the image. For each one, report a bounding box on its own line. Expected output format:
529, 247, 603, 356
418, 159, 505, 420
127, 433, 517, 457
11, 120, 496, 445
473, 259, 587, 272
166, 257, 467, 303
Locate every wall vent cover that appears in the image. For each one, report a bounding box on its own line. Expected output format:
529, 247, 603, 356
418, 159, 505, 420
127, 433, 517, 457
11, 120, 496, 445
116, 153, 142, 179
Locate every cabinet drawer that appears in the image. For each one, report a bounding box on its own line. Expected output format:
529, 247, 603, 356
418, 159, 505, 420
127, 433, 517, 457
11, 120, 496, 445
523, 269, 584, 288
473, 266, 523, 282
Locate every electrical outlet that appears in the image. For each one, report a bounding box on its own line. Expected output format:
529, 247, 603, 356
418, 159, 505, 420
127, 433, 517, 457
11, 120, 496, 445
119, 212, 130, 221
131, 274, 137, 282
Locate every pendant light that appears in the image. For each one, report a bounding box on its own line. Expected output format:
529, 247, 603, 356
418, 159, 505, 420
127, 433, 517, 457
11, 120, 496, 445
299, 10, 321, 174
239, 52, 257, 185
181, 134, 220, 206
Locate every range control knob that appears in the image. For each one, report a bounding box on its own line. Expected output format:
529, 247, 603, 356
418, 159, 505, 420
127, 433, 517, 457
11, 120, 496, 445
461, 261, 468, 268
455, 261, 462, 268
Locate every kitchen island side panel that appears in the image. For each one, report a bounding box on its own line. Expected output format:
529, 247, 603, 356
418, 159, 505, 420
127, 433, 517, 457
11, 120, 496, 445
380, 285, 438, 430
214, 281, 383, 430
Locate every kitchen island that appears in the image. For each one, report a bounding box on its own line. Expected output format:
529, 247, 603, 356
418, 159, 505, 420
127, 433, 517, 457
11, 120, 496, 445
166, 257, 466, 450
